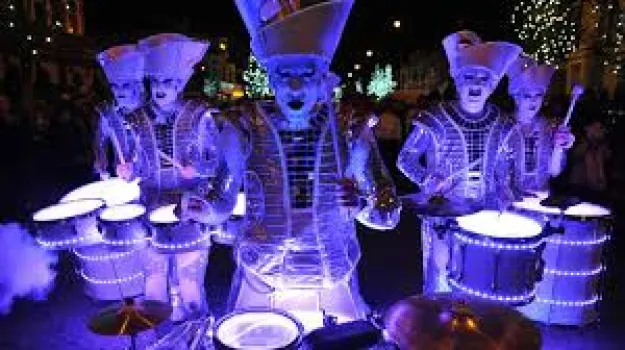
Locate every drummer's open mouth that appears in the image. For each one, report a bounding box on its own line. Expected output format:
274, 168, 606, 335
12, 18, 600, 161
288, 100, 304, 110
469, 88, 482, 97
156, 92, 166, 99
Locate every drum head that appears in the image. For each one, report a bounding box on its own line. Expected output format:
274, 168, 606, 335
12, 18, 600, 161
512, 198, 562, 215
457, 210, 543, 239
100, 204, 146, 222
232, 192, 246, 217
149, 204, 179, 224
564, 203, 611, 218
215, 310, 302, 349
61, 178, 140, 207
33, 199, 103, 222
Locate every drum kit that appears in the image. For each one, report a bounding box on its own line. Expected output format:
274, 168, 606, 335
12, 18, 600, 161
402, 189, 613, 326
28, 177, 238, 348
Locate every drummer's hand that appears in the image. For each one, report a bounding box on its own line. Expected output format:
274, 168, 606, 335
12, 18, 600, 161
422, 174, 450, 196
116, 162, 133, 180
180, 166, 199, 179
554, 126, 575, 149
337, 178, 360, 208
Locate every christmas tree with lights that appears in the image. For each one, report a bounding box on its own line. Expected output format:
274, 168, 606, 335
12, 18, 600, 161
510, 0, 578, 67
367, 64, 397, 100
243, 53, 272, 98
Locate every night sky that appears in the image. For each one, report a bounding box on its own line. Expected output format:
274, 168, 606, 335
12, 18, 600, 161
84, 1, 512, 76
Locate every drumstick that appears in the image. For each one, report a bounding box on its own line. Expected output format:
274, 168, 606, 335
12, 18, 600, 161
562, 85, 585, 127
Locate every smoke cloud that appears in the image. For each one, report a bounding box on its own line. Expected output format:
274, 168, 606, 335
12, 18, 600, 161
0, 223, 58, 315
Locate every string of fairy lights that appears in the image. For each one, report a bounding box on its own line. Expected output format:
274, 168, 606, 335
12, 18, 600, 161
1, 1, 80, 55
510, 0, 578, 68
511, 0, 624, 74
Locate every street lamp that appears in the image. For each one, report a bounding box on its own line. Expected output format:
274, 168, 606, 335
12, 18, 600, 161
354, 63, 361, 70
393, 20, 401, 28
366, 50, 373, 57
347, 72, 353, 78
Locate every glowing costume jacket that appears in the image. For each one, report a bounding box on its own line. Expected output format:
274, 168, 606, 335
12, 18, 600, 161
398, 101, 515, 204
125, 99, 240, 220
506, 115, 557, 193
236, 101, 399, 290
93, 103, 134, 177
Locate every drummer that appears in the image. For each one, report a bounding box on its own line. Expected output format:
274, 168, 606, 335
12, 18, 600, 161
94, 44, 146, 180
116, 34, 245, 321
397, 31, 521, 293
505, 54, 575, 195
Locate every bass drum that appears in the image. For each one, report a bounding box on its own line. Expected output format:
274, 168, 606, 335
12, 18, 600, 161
73, 243, 145, 300
213, 309, 303, 350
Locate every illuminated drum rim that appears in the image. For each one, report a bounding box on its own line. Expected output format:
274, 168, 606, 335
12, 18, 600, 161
149, 204, 179, 224
33, 199, 103, 222
564, 203, 611, 218
61, 178, 140, 207
100, 204, 146, 222
512, 198, 562, 215
215, 309, 302, 349
232, 192, 246, 217
456, 210, 542, 239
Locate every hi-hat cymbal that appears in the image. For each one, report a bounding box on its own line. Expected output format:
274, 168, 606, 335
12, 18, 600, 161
401, 194, 482, 217
88, 299, 172, 336
384, 293, 541, 350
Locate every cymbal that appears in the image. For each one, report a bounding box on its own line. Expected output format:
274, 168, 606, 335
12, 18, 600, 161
401, 194, 482, 217
88, 299, 172, 336
384, 293, 541, 350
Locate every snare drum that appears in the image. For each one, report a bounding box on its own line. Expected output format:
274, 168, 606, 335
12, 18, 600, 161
73, 244, 144, 300
98, 204, 150, 248
519, 202, 611, 325
32, 199, 104, 249
61, 177, 140, 207
512, 197, 564, 234
448, 210, 545, 305
149, 204, 210, 254
214, 309, 303, 350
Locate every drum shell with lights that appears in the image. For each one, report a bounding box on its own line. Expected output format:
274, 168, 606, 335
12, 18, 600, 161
73, 243, 145, 300
213, 309, 304, 350
98, 204, 150, 249
148, 205, 210, 254
32, 199, 104, 250
212, 192, 247, 246
518, 203, 611, 325
448, 211, 546, 306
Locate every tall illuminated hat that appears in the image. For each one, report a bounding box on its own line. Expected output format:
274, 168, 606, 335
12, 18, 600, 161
443, 31, 521, 83
97, 44, 145, 83
442, 30, 482, 76
506, 54, 555, 95
235, 0, 354, 64
138, 33, 209, 86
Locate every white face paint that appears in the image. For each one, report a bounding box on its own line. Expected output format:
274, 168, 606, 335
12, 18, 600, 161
513, 87, 546, 124
454, 67, 496, 115
268, 56, 325, 126
149, 76, 182, 110
110, 80, 143, 111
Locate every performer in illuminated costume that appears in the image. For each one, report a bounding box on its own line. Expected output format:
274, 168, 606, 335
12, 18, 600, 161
231, 0, 401, 331
117, 33, 245, 321
506, 54, 575, 194
397, 31, 521, 293
94, 44, 145, 179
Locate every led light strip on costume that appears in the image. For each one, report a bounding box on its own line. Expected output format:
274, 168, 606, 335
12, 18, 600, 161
150, 235, 210, 250
72, 248, 135, 261
102, 237, 148, 246
544, 265, 604, 277
546, 235, 609, 246
535, 295, 600, 307
36, 234, 100, 249
453, 232, 543, 250
79, 270, 144, 285
448, 278, 536, 303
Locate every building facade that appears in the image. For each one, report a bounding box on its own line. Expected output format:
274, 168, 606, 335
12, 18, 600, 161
396, 49, 447, 102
